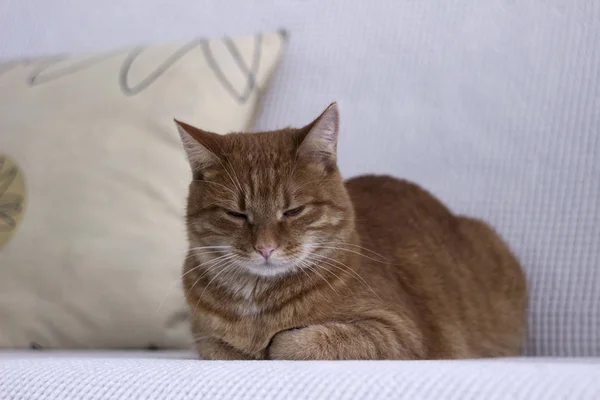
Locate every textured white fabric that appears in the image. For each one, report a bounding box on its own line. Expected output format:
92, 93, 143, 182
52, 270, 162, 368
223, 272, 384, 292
0, 32, 285, 349
0, 1, 598, 357
0, 352, 599, 400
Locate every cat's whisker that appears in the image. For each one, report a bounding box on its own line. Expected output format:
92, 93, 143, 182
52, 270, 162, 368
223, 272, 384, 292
196, 258, 242, 312
193, 254, 237, 282
220, 261, 246, 294
308, 253, 382, 300
217, 141, 245, 194
296, 259, 338, 296
183, 246, 231, 260
290, 256, 315, 286
309, 245, 392, 264
312, 263, 349, 294
188, 251, 232, 266
185, 254, 238, 300
193, 235, 232, 242
314, 241, 390, 261
184, 250, 229, 260
288, 149, 299, 182
225, 160, 245, 196
188, 245, 232, 251
182, 254, 227, 281
157, 253, 235, 313
184, 253, 235, 277
213, 144, 244, 195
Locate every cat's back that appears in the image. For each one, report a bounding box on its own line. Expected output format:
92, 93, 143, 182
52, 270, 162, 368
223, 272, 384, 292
344, 175, 527, 358
345, 175, 454, 241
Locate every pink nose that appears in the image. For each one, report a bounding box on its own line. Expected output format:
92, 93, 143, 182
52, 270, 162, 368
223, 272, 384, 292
255, 244, 277, 260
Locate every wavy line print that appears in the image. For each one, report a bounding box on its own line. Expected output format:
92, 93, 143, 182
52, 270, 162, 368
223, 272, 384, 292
27, 50, 128, 86
3, 32, 275, 103
202, 34, 261, 103
118, 38, 203, 96
120, 34, 262, 103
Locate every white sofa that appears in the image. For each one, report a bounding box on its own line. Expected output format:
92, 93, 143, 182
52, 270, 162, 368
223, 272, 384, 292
1, 351, 600, 399
1, 0, 599, 399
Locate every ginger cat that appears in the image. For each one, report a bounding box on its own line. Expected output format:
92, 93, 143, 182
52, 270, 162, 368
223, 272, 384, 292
175, 103, 527, 360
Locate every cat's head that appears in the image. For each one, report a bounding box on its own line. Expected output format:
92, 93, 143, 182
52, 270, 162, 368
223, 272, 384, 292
175, 103, 354, 277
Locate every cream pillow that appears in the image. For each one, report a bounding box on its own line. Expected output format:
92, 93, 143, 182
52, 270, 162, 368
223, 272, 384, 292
0, 31, 286, 348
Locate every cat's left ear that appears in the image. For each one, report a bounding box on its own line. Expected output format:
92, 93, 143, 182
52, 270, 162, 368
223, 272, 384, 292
297, 102, 340, 167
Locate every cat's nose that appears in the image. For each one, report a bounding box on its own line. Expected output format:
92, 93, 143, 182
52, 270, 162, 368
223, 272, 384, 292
255, 244, 278, 260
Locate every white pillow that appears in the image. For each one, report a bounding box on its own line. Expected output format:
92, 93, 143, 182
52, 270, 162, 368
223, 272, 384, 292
0, 31, 286, 349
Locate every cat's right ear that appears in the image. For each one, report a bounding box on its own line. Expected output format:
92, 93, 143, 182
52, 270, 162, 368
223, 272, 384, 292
297, 102, 340, 169
174, 119, 221, 178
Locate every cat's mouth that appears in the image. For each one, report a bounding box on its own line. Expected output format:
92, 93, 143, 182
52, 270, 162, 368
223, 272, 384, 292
242, 256, 299, 278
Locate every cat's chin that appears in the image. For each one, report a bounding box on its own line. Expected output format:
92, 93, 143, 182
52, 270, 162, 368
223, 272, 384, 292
242, 261, 298, 278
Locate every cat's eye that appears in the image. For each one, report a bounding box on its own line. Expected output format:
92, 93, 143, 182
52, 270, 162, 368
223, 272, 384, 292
283, 206, 305, 218
226, 210, 248, 220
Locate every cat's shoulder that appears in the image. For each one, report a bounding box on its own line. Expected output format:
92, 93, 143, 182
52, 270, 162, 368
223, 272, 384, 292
344, 174, 424, 195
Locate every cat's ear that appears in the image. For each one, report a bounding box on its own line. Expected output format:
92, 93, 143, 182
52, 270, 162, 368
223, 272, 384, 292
174, 119, 221, 178
297, 102, 340, 167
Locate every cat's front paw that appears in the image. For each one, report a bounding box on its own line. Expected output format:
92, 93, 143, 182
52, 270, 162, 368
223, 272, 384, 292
267, 327, 318, 360
266, 325, 335, 360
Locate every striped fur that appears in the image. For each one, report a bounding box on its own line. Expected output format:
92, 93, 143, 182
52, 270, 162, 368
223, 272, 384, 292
175, 103, 527, 360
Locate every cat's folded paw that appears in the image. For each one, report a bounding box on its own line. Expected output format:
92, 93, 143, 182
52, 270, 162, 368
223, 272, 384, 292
267, 326, 320, 360
266, 324, 339, 360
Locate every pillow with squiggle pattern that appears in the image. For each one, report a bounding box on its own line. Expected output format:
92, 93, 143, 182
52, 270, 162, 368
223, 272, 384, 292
0, 31, 286, 349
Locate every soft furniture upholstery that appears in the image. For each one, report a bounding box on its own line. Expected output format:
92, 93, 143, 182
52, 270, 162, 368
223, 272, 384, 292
1, 351, 599, 399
